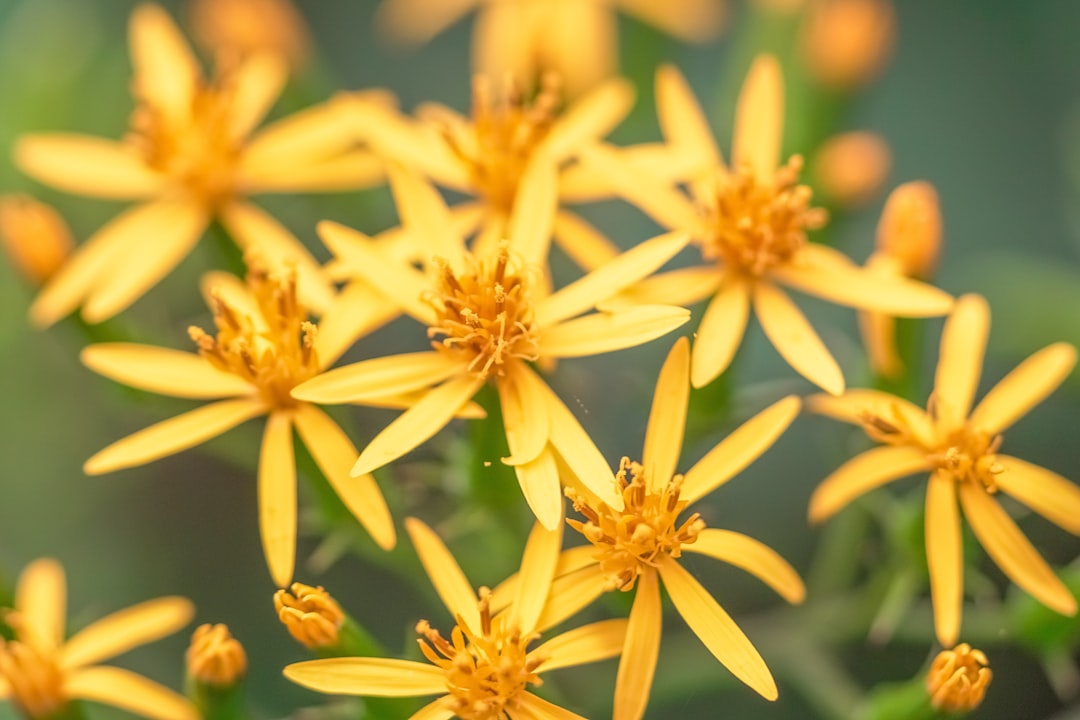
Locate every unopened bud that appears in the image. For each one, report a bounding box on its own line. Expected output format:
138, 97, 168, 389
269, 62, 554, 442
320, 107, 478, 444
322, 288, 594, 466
800, 0, 895, 90
876, 181, 942, 279
0, 195, 73, 287
813, 132, 892, 207
186, 624, 247, 688
189, 0, 309, 69
274, 583, 344, 649
927, 644, 991, 714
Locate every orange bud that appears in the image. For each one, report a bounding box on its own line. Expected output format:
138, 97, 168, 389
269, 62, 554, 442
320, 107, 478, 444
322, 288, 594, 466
186, 624, 247, 687
876, 181, 942, 279
274, 583, 345, 649
800, 0, 895, 90
927, 643, 992, 713
813, 131, 891, 207
0, 195, 73, 286
189, 0, 310, 69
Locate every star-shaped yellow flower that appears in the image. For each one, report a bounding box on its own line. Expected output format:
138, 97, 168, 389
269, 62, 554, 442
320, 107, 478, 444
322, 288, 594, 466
581, 57, 953, 394
285, 518, 627, 720
293, 167, 691, 530
809, 294, 1080, 646
15, 3, 385, 326
80, 266, 420, 587
0, 558, 195, 720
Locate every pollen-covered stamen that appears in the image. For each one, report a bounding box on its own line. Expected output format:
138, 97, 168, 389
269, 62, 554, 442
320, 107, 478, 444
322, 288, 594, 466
702, 156, 828, 277
425, 249, 540, 379
190, 267, 320, 407
416, 588, 543, 720
0, 640, 66, 719
930, 428, 1004, 493
568, 457, 706, 592
927, 643, 992, 713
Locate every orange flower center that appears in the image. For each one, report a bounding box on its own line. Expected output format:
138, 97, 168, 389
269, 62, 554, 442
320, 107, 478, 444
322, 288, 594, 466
931, 427, 1003, 493
927, 643, 992, 713
416, 590, 543, 720
568, 457, 705, 592
701, 157, 828, 277
425, 249, 540, 379
0, 640, 66, 719
190, 267, 319, 407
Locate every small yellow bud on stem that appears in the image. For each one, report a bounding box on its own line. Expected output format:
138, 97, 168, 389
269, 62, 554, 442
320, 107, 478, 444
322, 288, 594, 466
927, 644, 992, 714
274, 583, 345, 650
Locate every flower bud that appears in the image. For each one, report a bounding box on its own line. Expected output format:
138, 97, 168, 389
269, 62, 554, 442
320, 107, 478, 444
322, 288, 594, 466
189, 0, 309, 69
876, 181, 942, 279
0, 195, 72, 287
800, 0, 895, 90
274, 583, 344, 649
186, 624, 247, 688
927, 644, 992, 714
813, 132, 892, 208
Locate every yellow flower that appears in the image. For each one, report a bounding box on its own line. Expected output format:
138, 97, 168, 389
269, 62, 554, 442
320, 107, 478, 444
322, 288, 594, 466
0, 195, 73, 286
15, 3, 385, 327
80, 266, 412, 587
285, 518, 628, 720
927, 643, 991, 713
553, 338, 805, 718
293, 168, 690, 530
375, 0, 726, 97
809, 294, 1080, 646
186, 624, 247, 688
189, 0, 310, 70
0, 558, 195, 720
580, 57, 953, 395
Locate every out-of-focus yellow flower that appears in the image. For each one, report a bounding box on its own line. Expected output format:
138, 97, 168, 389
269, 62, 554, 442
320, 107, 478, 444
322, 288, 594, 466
800, 0, 895, 90
810, 295, 1080, 646
0, 195, 73, 286
16, 3, 386, 327
927, 643, 991, 713
186, 624, 247, 688
189, 0, 310, 70
274, 583, 345, 650
0, 559, 195, 720
581, 58, 952, 395
293, 168, 690, 530
285, 518, 627, 719
812, 131, 892, 207
80, 266, 413, 587
375, 0, 725, 97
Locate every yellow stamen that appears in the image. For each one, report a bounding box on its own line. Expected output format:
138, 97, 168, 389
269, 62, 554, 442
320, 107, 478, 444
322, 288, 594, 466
186, 624, 247, 687
0, 640, 66, 719
274, 583, 345, 649
927, 643, 992, 713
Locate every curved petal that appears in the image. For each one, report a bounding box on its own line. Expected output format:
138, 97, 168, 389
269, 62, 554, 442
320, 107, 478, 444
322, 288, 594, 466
807, 446, 932, 524
15, 558, 65, 653
245, 150, 385, 193
490, 546, 599, 615
64, 666, 196, 720
81, 344, 252, 399
643, 338, 690, 493
614, 568, 662, 720
805, 389, 935, 447
529, 618, 627, 673
408, 697, 456, 720
684, 529, 805, 604
682, 396, 801, 505
242, 95, 371, 172
535, 565, 609, 633
535, 2, 615, 99
374, 0, 477, 45
995, 455, 1080, 535
404, 518, 481, 635
84, 398, 267, 475
732, 55, 783, 180
753, 281, 844, 396
512, 692, 589, 720
619, 267, 719, 308
259, 411, 297, 587
129, 4, 200, 122
655, 65, 720, 168
551, 210, 620, 272
539, 305, 690, 359
970, 343, 1077, 435
294, 352, 464, 405
356, 103, 471, 190
473, 2, 538, 97
498, 363, 550, 466
506, 157, 558, 267
387, 163, 461, 261
959, 481, 1077, 617
293, 404, 395, 550
60, 597, 194, 669
226, 54, 287, 142
284, 657, 448, 697
926, 471, 962, 647
933, 294, 990, 431
542, 78, 635, 161
690, 275, 750, 388
657, 556, 777, 701
314, 281, 402, 368
508, 522, 563, 634
14, 135, 164, 199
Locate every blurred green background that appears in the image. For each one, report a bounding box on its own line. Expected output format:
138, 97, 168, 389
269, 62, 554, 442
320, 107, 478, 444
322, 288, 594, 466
3, 0, 1080, 718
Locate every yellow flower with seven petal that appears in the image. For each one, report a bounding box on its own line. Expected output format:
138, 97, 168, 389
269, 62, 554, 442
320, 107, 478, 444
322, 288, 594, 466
581, 57, 953, 394
551, 338, 805, 718
80, 267, 412, 587
285, 518, 628, 720
15, 3, 384, 327
0, 558, 195, 720
809, 294, 1080, 646
293, 168, 691, 530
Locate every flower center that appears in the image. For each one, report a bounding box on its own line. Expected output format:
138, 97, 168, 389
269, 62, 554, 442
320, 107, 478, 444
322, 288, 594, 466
190, 267, 319, 407
701, 157, 828, 277
425, 249, 540, 379
273, 582, 345, 649
567, 457, 705, 592
0, 640, 66, 719
927, 643, 992, 713
416, 590, 543, 720
931, 427, 1003, 493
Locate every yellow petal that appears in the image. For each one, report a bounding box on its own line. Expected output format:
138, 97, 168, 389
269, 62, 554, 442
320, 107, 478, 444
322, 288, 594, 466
655, 65, 721, 169
657, 556, 777, 701
535, 2, 615, 98
513, 692, 589, 720
959, 480, 1077, 617
506, 157, 558, 267
808, 446, 932, 524
995, 455, 1080, 535
60, 597, 194, 669
355, 102, 471, 190
284, 657, 448, 697
529, 618, 627, 674
84, 398, 267, 475
242, 94, 371, 173
753, 281, 845, 395
351, 374, 484, 477
245, 150, 385, 194
733, 55, 783, 180
15, 558, 65, 653
226, 54, 287, 142
64, 666, 196, 720
537, 231, 690, 328
404, 518, 481, 634
542, 78, 635, 160
314, 281, 402, 368
294, 352, 465, 405
14, 135, 163, 199
934, 294, 990, 431
552, 210, 621, 272
619, 0, 725, 42
472, 3, 538, 99
498, 364, 550, 466
925, 472, 963, 647
614, 568, 662, 720
490, 546, 599, 615
0, 677, 8, 698
618, 267, 720, 308
858, 306, 902, 380
408, 697, 456, 720
374, 0, 477, 44
535, 565, 609, 633
643, 338, 690, 493
81, 344, 252, 399
690, 276, 750, 388
969, 342, 1077, 435
293, 404, 396, 550
685, 529, 805, 603
260, 411, 297, 587
200, 271, 266, 331
509, 522, 563, 634
805, 389, 935, 446
682, 396, 801, 505
128, 4, 201, 122
387, 163, 462, 261
539, 305, 690, 359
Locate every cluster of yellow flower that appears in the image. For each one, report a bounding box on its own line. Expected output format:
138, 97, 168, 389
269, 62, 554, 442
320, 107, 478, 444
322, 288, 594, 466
1, 1, 1075, 719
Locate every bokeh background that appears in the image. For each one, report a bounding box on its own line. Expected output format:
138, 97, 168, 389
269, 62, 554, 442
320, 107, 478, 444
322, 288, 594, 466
3, 0, 1080, 718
